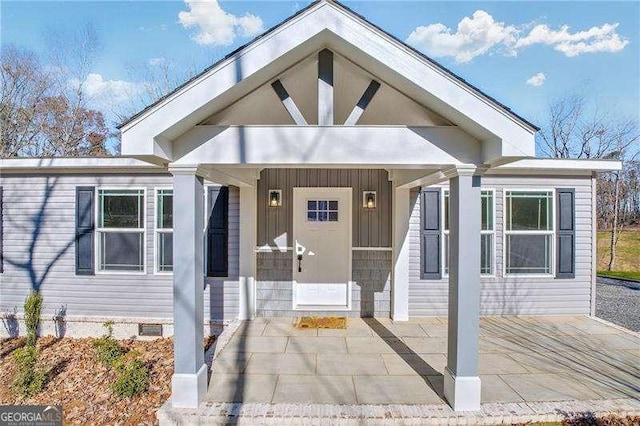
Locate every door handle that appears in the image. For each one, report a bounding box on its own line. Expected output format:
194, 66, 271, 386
297, 254, 303, 272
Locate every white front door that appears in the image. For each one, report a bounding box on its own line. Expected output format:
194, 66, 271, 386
292, 188, 352, 310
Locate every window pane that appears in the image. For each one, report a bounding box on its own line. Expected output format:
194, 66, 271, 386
100, 190, 143, 228
506, 234, 552, 274
481, 191, 493, 231
99, 232, 144, 271
506, 191, 552, 231
308, 211, 317, 221
328, 211, 338, 221
157, 191, 173, 229
328, 200, 338, 211
318, 211, 328, 222
481, 233, 493, 274
158, 232, 173, 272
308, 200, 317, 210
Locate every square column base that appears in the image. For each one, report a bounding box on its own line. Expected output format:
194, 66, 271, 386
443, 367, 481, 411
171, 364, 208, 408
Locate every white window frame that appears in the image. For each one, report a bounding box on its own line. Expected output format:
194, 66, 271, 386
503, 188, 556, 278
442, 188, 496, 277
154, 187, 173, 275
95, 187, 147, 275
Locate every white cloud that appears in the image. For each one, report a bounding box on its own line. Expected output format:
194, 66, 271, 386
178, 0, 264, 47
71, 73, 143, 106
515, 23, 628, 56
407, 11, 517, 63
526, 72, 546, 87
406, 11, 629, 63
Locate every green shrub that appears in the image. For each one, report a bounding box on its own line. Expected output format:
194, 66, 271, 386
92, 321, 123, 367
24, 291, 42, 347
11, 346, 47, 397
111, 354, 149, 399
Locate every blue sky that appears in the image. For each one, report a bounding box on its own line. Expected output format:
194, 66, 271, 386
2, 0, 639, 127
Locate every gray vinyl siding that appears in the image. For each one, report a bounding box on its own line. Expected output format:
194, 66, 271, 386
257, 169, 391, 248
408, 175, 595, 316
0, 173, 239, 322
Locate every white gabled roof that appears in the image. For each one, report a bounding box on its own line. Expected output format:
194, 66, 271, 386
119, 0, 537, 164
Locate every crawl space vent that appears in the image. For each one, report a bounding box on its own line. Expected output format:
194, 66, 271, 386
138, 323, 163, 337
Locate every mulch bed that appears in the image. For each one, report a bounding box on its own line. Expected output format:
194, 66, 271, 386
0, 336, 214, 425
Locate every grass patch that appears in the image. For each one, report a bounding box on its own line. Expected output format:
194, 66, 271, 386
597, 230, 640, 273
597, 270, 640, 280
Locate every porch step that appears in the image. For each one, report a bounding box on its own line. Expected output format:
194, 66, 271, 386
157, 398, 640, 425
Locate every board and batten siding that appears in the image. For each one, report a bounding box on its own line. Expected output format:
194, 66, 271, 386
257, 168, 391, 248
408, 175, 595, 316
0, 173, 239, 323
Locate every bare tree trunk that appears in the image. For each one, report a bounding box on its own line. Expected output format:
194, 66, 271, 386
608, 171, 620, 271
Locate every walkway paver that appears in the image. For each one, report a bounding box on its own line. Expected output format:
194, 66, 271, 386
176, 315, 640, 424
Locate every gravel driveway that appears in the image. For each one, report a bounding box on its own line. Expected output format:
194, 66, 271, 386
596, 276, 640, 332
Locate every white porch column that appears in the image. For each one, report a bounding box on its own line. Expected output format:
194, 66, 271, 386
239, 185, 257, 320
170, 167, 207, 408
444, 168, 482, 411
391, 186, 410, 321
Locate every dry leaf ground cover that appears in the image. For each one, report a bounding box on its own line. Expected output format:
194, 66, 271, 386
0, 336, 183, 425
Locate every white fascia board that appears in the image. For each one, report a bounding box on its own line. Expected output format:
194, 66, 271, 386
171, 125, 481, 167
120, 2, 534, 163
0, 157, 162, 173
489, 158, 623, 174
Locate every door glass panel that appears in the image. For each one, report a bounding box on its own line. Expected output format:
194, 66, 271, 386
307, 199, 339, 222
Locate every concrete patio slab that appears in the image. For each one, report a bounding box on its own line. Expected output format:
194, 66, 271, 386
354, 375, 443, 404
244, 353, 316, 375
206, 374, 277, 403
272, 375, 357, 404
499, 373, 603, 401
345, 336, 412, 354
419, 324, 448, 337
478, 353, 531, 374
262, 322, 319, 337
402, 337, 448, 353
381, 353, 445, 376
479, 375, 524, 403
317, 353, 387, 375
171, 316, 640, 424
224, 336, 288, 353
285, 336, 348, 353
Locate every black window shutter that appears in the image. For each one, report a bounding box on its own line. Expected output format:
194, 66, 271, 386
420, 187, 441, 280
75, 186, 95, 275
556, 188, 575, 279
0, 187, 3, 273
207, 186, 229, 277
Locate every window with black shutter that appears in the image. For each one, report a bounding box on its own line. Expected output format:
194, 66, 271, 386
207, 186, 229, 277
75, 186, 95, 275
420, 187, 441, 279
556, 188, 576, 279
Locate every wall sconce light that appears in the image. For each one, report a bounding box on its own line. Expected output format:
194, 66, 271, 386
363, 191, 376, 209
269, 189, 282, 207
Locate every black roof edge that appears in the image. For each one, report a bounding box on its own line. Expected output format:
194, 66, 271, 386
118, 0, 539, 132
